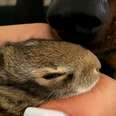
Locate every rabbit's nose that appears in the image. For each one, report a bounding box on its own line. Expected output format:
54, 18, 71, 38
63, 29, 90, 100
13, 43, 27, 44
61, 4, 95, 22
32, 67, 74, 88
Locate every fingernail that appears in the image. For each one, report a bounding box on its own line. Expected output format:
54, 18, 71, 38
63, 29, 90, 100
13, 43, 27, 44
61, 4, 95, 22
24, 107, 66, 116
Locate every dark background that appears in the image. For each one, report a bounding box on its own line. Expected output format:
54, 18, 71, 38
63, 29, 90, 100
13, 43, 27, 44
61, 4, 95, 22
0, 0, 49, 25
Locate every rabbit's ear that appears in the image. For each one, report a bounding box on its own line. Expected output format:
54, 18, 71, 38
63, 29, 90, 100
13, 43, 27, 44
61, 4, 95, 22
0, 86, 39, 116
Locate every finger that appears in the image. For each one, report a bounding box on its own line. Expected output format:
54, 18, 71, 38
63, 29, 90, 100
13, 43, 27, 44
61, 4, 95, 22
0, 23, 58, 46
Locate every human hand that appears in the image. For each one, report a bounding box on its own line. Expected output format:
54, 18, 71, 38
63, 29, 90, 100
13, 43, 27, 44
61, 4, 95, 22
0, 23, 116, 116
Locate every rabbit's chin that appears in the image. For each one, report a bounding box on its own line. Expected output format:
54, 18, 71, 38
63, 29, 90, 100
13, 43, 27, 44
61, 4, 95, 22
76, 75, 100, 96
49, 73, 100, 100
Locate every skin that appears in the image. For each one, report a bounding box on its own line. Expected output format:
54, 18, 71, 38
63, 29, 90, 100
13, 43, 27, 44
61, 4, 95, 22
40, 74, 116, 116
0, 23, 116, 116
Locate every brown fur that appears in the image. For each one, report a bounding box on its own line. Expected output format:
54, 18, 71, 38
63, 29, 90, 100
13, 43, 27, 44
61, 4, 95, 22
0, 39, 100, 116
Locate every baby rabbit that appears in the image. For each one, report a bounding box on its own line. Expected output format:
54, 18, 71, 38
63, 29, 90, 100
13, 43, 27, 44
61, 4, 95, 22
0, 39, 101, 116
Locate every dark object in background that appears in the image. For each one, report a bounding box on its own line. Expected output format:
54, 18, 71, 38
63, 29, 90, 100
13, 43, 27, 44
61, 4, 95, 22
47, 0, 110, 45
0, 0, 45, 25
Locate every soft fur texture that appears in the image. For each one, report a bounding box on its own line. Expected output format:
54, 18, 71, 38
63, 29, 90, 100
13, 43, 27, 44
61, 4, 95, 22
0, 39, 100, 116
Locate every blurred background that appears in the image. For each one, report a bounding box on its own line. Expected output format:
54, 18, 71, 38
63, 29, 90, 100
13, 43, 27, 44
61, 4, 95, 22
0, 0, 51, 25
